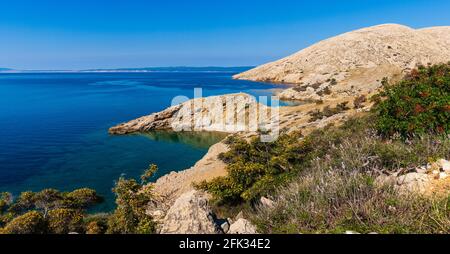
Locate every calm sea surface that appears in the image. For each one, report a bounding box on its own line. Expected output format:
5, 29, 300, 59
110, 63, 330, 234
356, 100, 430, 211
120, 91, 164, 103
0, 71, 283, 211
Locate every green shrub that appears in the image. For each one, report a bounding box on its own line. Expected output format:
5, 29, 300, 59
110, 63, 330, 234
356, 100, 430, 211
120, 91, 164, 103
1, 188, 103, 234
47, 208, 84, 234
0, 192, 12, 214
64, 188, 103, 209
197, 131, 311, 204
375, 63, 450, 137
308, 102, 350, 122
84, 213, 109, 234
86, 221, 103, 234
107, 175, 156, 234
1, 211, 47, 234
0, 166, 158, 234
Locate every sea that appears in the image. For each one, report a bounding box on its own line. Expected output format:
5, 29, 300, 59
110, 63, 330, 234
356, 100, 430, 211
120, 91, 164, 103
0, 70, 286, 211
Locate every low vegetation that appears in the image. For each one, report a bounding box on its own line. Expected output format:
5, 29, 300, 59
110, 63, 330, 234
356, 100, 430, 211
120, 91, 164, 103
0, 165, 159, 234
375, 63, 450, 137
308, 102, 350, 122
196, 131, 310, 204
253, 168, 450, 234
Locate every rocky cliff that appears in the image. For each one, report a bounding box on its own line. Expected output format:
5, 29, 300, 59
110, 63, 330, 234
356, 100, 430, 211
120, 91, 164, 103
234, 24, 450, 101
109, 93, 274, 135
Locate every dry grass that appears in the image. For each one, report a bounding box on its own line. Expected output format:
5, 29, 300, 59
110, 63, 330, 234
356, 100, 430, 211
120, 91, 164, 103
250, 116, 450, 234
252, 166, 450, 234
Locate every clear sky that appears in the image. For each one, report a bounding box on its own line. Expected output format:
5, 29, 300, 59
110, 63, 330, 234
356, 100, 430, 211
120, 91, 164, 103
1, 0, 450, 70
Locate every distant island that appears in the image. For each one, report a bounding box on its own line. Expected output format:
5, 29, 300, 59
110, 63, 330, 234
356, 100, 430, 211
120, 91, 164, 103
0, 66, 254, 73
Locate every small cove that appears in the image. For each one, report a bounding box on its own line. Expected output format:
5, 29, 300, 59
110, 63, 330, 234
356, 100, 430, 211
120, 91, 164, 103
0, 71, 287, 211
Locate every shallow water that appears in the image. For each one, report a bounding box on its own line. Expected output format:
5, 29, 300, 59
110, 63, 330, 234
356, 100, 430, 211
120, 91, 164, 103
0, 71, 282, 211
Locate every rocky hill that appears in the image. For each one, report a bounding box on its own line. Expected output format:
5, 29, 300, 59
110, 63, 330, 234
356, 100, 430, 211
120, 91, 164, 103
234, 24, 450, 101
109, 93, 274, 135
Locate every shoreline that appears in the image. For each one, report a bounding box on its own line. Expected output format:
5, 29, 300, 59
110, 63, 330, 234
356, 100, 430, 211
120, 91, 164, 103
111, 90, 366, 209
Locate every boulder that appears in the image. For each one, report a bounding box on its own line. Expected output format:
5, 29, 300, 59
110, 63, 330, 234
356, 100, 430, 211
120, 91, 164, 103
228, 218, 257, 234
345, 231, 361, 234
396, 172, 430, 192
220, 221, 230, 234
437, 159, 450, 173
260, 197, 275, 209
159, 190, 221, 234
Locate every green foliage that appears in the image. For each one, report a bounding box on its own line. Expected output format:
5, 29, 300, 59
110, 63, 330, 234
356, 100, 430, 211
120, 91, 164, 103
197, 131, 311, 204
0, 192, 13, 228
0, 167, 157, 234
141, 164, 158, 184
86, 221, 103, 234
0, 188, 102, 234
375, 63, 450, 137
7, 188, 102, 217
1, 211, 47, 234
7, 191, 35, 215
246, 115, 450, 233
47, 208, 84, 234
84, 213, 109, 234
107, 175, 156, 234
64, 188, 103, 209
0, 192, 12, 214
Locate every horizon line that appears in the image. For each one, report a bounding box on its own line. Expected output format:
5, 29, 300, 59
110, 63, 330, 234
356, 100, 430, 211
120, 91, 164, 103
0, 66, 256, 73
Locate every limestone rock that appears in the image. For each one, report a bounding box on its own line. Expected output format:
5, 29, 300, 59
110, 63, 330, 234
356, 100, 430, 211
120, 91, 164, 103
396, 172, 430, 192
228, 218, 257, 234
220, 221, 230, 234
235, 24, 450, 101
159, 190, 220, 234
437, 159, 450, 173
260, 197, 275, 209
345, 231, 361, 234
439, 172, 448, 180
109, 93, 272, 135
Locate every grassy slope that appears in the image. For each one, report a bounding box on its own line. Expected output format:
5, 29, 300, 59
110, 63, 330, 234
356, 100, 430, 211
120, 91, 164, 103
251, 116, 450, 233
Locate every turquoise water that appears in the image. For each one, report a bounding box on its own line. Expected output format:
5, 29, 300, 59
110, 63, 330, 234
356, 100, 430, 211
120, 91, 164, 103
0, 71, 283, 211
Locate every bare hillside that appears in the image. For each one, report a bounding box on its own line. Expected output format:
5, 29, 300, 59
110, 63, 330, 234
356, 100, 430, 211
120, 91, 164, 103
234, 24, 450, 101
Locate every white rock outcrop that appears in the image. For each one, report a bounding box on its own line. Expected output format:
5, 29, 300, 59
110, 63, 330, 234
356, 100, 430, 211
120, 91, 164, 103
396, 172, 430, 192
228, 218, 257, 234
159, 190, 220, 234
109, 93, 274, 134
377, 159, 450, 194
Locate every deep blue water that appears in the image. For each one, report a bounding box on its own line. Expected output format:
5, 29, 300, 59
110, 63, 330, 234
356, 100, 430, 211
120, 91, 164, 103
0, 72, 283, 211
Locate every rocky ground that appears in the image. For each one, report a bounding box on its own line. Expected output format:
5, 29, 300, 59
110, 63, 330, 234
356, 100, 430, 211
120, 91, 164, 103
155, 190, 257, 234
378, 159, 450, 196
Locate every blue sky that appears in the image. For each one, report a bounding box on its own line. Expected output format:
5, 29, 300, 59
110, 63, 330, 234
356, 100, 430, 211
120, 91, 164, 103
1, 0, 449, 69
